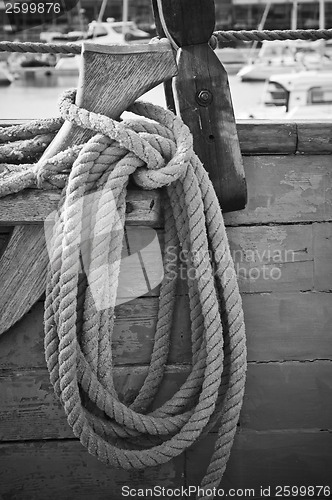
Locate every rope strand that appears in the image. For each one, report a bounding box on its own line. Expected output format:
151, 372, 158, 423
0, 28, 331, 54
0, 92, 246, 499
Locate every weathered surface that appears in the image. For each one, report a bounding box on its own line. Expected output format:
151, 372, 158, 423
1, 290, 332, 370
2, 120, 331, 154
237, 121, 297, 154
0, 441, 185, 500
187, 432, 332, 493
0, 226, 49, 335
1, 155, 331, 225
1, 362, 331, 441
0, 121, 331, 497
297, 121, 332, 154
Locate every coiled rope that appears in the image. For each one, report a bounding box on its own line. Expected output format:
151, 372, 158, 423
0, 90, 246, 499
0, 28, 331, 54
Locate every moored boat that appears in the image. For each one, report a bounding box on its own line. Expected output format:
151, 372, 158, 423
0, 62, 13, 85
237, 39, 332, 81
240, 70, 332, 119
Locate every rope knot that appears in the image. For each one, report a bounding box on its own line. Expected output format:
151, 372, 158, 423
56, 89, 194, 190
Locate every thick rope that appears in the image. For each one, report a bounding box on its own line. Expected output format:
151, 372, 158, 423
213, 27, 332, 43
0, 41, 81, 54
0, 92, 246, 499
0, 28, 331, 54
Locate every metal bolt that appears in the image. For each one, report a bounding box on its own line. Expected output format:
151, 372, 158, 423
196, 89, 213, 106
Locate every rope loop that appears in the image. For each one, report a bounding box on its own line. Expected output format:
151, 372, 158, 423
0, 93, 247, 500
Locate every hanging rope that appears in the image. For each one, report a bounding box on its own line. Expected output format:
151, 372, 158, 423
0, 28, 331, 54
0, 91, 246, 500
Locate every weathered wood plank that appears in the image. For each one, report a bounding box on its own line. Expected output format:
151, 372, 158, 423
0, 155, 331, 225
0, 300, 192, 370
1, 222, 327, 303
0, 229, 11, 255
228, 223, 314, 293
0, 440, 185, 500
3, 120, 332, 154
0, 367, 189, 441
226, 154, 332, 226
186, 431, 332, 493
0, 226, 49, 335
1, 290, 331, 370
1, 361, 331, 441
297, 121, 332, 154
236, 121, 297, 154
243, 291, 332, 362
313, 222, 332, 291
0, 189, 163, 226
241, 361, 332, 430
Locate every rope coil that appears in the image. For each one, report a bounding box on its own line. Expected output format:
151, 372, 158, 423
0, 92, 246, 499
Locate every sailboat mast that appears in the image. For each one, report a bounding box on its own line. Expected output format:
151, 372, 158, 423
319, 0, 325, 28
122, 0, 129, 36
98, 0, 108, 22
291, 0, 298, 30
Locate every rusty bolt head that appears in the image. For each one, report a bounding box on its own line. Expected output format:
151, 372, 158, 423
196, 89, 213, 106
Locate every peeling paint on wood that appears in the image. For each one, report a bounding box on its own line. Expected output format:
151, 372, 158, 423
1, 362, 331, 441
0, 155, 331, 226
0, 121, 332, 496
1, 290, 332, 370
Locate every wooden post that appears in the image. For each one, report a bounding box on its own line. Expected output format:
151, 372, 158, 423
152, 0, 247, 212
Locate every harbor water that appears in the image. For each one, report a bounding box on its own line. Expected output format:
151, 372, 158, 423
0, 74, 265, 120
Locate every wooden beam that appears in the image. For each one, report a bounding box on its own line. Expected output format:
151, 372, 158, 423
2, 120, 332, 154
0, 155, 331, 225
1, 290, 331, 370
187, 432, 332, 490
152, 0, 247, 212
0, 440, 185, 500
1, 361, 332, 441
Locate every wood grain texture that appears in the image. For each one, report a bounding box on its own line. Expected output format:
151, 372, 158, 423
2, 120, 332, 154
1, 361, 331, 441
0, 229, 11, 256
0, 367, 189, 441
297, 121, 332, 154
1, 291, 331, 371
0, 189, 162, 225
0, 226, 49, 335
42, 42, 177, 160
313, 222, 332, 291
225, 154, 332, 225
228, 223, 315, 293
152, 0, 215, 47
174, 44, 246, 211
237, 121, 297, 154
186, 431, 332, 493
152, 0, 246, 212
1, 155, 331, 225
0, 440, 185, 500
243, 291, 332, 362
0, 44, 177, 337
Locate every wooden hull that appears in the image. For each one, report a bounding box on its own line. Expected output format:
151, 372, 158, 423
0, 120, 331, 498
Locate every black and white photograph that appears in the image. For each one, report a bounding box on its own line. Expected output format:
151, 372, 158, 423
0, 1, 331, 499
